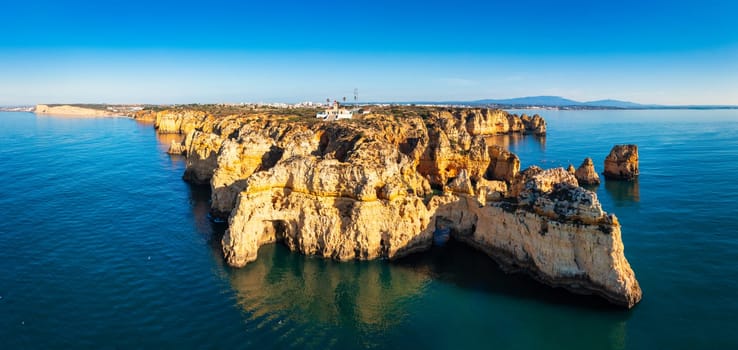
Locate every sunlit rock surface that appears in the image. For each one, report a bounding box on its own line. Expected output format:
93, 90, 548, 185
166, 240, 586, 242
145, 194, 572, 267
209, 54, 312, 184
575, 157, 601, 185
148, 106, 641, 308
604, 144, 639, 180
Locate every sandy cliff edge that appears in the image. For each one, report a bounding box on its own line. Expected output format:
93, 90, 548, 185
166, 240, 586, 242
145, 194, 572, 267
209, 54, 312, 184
34, 104, 123, 117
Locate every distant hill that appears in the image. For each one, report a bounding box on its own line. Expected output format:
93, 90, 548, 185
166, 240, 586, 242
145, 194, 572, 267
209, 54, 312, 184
468, 96, 649, 109
472, 96, 582, 106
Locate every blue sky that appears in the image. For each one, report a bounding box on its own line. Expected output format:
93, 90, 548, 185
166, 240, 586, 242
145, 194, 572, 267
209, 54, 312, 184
1, 0, 737, 105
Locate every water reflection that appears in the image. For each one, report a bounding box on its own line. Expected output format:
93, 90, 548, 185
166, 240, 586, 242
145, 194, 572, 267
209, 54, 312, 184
228, 244, 430, 345
154, 132, 185, 154
609, 321, 627, 350
604, 178, 640, 204
226, 240, 628, 338
485, 134, 546, 152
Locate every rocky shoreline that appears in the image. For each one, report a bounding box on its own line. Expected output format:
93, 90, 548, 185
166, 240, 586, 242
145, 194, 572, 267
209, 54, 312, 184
135, 106, 642, 308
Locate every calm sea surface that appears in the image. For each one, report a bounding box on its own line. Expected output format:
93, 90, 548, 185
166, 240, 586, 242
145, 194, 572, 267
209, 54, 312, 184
1, 110, 737, 349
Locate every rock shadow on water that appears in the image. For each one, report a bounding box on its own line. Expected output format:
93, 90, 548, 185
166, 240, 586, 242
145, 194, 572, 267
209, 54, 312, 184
393, 239, 632, 313
604, 177, 640, 205
187, 183, 228, 251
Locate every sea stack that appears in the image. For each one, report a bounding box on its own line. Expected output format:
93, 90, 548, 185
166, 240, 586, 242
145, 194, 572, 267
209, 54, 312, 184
567, 164, 576, 174
521, 114, 547, 135
603, 145, 639, 180
575, 157, 601, 185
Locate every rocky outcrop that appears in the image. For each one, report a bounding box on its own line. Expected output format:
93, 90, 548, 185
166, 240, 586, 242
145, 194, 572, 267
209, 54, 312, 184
487, 145, 520, 182
575, 157, 601, 185
153, 110, 209, 134
604, 145, 639, 180
452, 168, 640, 307
167, 140, 186, 155
132, 110, 158, 121
521, 114, 547, 135
223, 162, 641, 307
150, 106, 641, 308
182, 130, 225, 184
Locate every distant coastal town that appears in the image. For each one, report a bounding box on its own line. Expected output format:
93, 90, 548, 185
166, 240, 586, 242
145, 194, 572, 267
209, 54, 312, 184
3, 95, 737, 114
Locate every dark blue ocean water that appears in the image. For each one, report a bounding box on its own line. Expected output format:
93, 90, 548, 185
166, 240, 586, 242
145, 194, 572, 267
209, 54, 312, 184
1, 110, 737, 349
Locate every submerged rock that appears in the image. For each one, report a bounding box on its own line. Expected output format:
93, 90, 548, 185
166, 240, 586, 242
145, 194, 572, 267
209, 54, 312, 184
575, 157, 601, 185
150, 106, 642, 308
603, 145, 639, 180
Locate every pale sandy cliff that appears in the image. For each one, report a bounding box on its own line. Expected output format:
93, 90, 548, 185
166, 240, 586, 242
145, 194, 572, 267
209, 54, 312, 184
34, 104, 123, 117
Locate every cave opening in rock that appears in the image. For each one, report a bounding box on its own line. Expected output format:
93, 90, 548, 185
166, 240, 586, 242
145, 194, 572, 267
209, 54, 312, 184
264, 220, 289, 243
434, 217, 454, 247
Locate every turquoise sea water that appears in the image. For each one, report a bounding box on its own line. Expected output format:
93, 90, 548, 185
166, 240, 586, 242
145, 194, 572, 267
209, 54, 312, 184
1, 110, 737, 349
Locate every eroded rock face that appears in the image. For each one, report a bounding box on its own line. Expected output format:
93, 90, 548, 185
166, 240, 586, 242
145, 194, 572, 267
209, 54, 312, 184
151, 107, 641, 308
487, 145, 520, 182
167, 140, 186, 155
132, 110, 158, 121
604, 144, 639, 180
153, 110, 209, 134
429, 167, 641, 307
521, 114, 547, 135
182, 131, 225, 184
575, 157, 601, 185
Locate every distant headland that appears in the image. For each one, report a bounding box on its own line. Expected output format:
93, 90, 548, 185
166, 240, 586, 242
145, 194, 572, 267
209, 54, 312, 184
31, 104, 143, 117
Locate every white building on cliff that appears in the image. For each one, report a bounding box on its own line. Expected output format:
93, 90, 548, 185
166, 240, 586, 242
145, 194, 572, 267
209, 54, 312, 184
316, 101, 355, 121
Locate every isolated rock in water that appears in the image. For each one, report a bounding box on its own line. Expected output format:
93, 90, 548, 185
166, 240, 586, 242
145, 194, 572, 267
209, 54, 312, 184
603, 145, 639, 180
575, 157, 601, 185
567, 164, 576, 174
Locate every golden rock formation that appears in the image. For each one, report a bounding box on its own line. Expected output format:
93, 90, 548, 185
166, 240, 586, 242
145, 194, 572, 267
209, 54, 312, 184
603, 145, 639, 180
148, 106, 641, 308
575, 157, 601, 185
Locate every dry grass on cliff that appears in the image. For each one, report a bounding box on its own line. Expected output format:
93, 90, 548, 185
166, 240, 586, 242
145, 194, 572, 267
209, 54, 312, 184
157, 104, 322, 118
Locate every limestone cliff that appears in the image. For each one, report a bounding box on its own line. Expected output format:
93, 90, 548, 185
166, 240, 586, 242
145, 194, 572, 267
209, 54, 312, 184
153, 110, 210, 134
149, 106, 641, 308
